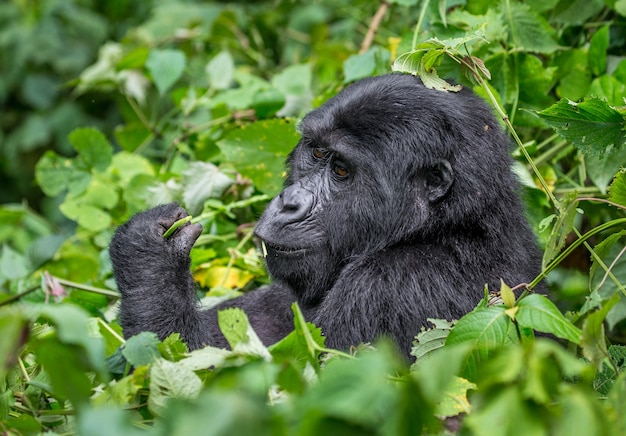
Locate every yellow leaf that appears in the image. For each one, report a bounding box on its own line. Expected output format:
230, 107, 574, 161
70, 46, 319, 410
436, 376, 476, 418
500, 279, 516, 308
193, 266, 254, 289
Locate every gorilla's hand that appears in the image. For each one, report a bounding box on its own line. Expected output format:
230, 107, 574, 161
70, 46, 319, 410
110, 204, 202, 274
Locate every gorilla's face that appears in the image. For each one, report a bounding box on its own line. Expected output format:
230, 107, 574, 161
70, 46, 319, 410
254, 75, 460, 304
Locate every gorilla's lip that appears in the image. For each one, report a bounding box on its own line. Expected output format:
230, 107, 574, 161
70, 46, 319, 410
260, 240, 310, 255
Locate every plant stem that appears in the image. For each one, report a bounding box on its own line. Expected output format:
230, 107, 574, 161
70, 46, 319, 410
54, 277, 120, 299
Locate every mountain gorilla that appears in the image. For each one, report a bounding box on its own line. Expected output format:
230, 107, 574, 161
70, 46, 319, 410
110, 73, 542, 357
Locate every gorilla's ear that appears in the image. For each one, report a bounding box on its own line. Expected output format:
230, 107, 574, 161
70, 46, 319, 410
425, 160, 453, 203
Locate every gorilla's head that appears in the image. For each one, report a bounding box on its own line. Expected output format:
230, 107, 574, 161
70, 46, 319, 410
254, 74, 518, 305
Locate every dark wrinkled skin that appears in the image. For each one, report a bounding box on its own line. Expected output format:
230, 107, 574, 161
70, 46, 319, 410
109, 74, 543, 358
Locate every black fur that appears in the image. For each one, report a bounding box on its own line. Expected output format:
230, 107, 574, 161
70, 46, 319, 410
110, 74, 542, 357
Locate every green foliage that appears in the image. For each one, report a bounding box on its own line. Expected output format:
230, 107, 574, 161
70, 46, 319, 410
2, 0, 626, 434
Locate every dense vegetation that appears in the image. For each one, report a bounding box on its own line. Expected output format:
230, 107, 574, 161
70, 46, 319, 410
1, 0, 626, 433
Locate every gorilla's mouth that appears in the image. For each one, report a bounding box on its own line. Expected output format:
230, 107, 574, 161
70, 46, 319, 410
260, 240, 309, 256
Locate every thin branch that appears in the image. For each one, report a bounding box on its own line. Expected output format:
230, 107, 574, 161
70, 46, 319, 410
360, 1, 389, 54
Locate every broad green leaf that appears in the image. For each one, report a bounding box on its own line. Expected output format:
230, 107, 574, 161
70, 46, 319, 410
516, 294, 581, 343
68, 127, 113, 171
206, 50, 235, 90
445, 306, 517, 380
509, 3, 560, 54
343, 47, 391, 83
588, 75, 626, 107
59, 200, 112, 232
535, 98, 626, 155
35, 150, 91, 197
122, 331, 161, 367
108, 152, 155, 186
609, 169, 626, 206
217, 307, 249, 348
554, 49, 591, 100
217, 307, 271, 359
181, 161, 233, 215
588, 26, 609, 76
148, 358, 202, 416
146, 49, 186, 95
113, 123, 152, 152
217, 119, 299, 195
586, 148, 626, 193
446, 307, 514, 348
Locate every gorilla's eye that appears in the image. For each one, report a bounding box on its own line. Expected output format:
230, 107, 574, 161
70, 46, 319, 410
312, 147, 327, 160
333, 164, 349, 178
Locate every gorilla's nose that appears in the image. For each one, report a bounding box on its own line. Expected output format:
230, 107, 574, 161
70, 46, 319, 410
278, 183, 314, 224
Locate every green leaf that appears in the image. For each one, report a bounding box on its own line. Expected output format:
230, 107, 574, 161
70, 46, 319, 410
410, 318, 454, 362
217, 307, 271, 359
206, 50, 235, 90
181, 162, 233, 215
217, 119, 299, 195
343, 47, 391, 83
582, 294, 620, 370
179, 346, 234, 371
0, 309, 28, 383
35, 150, 91, 197
108, 152, 155, 186
59, 200, 112, 232
68, 127, 113, 171
122, 331, 161, 367
589, 231, 626, 329
148, 358, 202, 416
445, 306, 517, 380
586, 147, 626, 193
588, 26, 609, 76
535, 98, 626, 155
516, 294, 582, 343
609, 169, 626, 206
543, 193, 579, 268
509, 3, 560, 54
588, 75, 626, 107
113, 123, 152, 152
0, 245, 29, 280
608, 371, 626, 434
146, 49, 186, 95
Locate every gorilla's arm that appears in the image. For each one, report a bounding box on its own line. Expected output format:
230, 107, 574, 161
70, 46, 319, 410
109, 204, 295, 349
